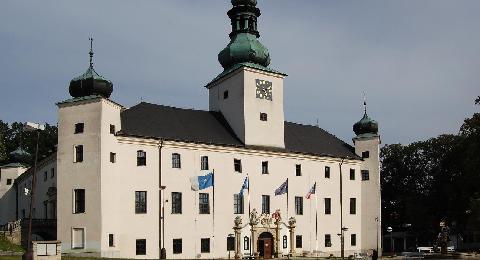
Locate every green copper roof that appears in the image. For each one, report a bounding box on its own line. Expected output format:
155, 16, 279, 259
71, 66, 111, 82
57, 95, 103, 105
205, 62, 286, 88
219, 33, 270, 69
353, 103, 379, 136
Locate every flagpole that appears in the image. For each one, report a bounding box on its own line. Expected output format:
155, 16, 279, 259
286, 178, 289, 218
315, 182, 318, 251
212, 169, 215, 259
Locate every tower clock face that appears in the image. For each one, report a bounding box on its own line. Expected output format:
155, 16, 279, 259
255, 79, 273, 101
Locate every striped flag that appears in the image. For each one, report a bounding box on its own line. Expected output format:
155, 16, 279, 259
274, 179, 288, 196
306, 182, 316, 199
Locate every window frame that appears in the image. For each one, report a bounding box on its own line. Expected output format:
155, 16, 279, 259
296, 235, 302, 248
74, 145, 83, 163
351, 234, 357, 246
325, 234, 332, 247
262, 161, 269, 174
362, 151, 370, 158
324, 198, 331, 215
173, 239, 182, 254
135, 191, 147, 214
295, 164, 302, 176
172, 192, 182, 214
295, 196, 303, 215
110, 152, 116, 163
74, 123, 84, 134
361, 170, 370, 181
234, 159, 242, 173
325, 166, 330, 178
260, 112, 268, 121
350, 198, 356, 215
137, 150, 146, 166
233, 194, 244, 214
282, 235, 288, 249
172, 153, 181, 168
199, 193, 210, 214
244, 236, 250, 250
223, 90, 229, 99
350, 168, 355, 180
109, 234, 114, 247
201, 238, 210, 253
262, 195, 270, 214
136, 239, 146, 255
109, 124, 115, 135
201, 156, 209, 171
6, 179, 12, 185
73, 189, 85, 214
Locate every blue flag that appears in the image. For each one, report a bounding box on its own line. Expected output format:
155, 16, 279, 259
190, 172, 214, 191
239, 177, 249, 196
274, 179, 288, 196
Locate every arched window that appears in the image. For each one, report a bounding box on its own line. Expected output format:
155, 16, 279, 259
283, 235, 287, 249
137, 150, 146, 166
244, 236, 249, 250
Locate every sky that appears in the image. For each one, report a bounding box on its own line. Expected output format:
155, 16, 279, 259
1, 0, 479, 146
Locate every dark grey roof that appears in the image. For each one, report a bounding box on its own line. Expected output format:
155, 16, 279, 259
119, 102, 359, 159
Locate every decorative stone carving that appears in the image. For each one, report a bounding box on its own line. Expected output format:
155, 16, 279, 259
250, 208, 259, 225
234, 216, 243, 228
288, 217, 296, 228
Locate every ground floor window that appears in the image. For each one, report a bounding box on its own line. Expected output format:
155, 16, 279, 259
109, 234, 114, 247
283, 235, 287, 249
136, 239, 146, 255
296, 235, 302, 248
173, 239, 182, 254
325, 234, 332, 247
201, 238, 210, 253
351, 234, 357, 246
244, 236, 250, 250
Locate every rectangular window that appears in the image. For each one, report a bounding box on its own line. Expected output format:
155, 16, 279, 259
223, 90, 229, 99
201, 156, 209, 170
325, 166, 330, 178
295, 164, 301, 176
325, 234, 331, 247
283, 235, 287, 249
44, 172, 47, 181
7, 179, 12, 185
172, 153, 181, 168
109, 234, 114, 247
50, 168, 55, 178
135, 191, 147, 214
136, 239, 146, 255
361, 170, 370, 181
110, 152, 116, 163
350, 169, 355, 180
137, 150, 146, 166
172, 192, 182, 214
260, 113, 268, 121
233, 194, 244, 214
324, 198, 331, 215
173, 239, 182, 254
72, 228, 85, 249
227, 236, 235, 251
75, 145, 83, 162
109, 124, 115, 134
296, 235, 302, 248
74, 123, 84, 134
234, 159, 242, 173
351, 234, 357, 246
295, 196, 303, 215
350, 198, 356, 214
201, 238, 210, 253
199, 193, 210, 214
362, 151, 370, 158
244, 236, 250, 250
262, 195, 270, 214
262, 161, 269, 174
74, 189, 85, 214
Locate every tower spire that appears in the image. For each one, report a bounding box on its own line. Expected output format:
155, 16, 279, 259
363, 91, 367, 115
89, 37, 94, 67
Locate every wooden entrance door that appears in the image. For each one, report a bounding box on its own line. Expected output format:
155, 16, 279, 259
258, 232, 274, 259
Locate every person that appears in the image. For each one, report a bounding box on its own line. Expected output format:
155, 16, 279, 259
372, 249, 378, 260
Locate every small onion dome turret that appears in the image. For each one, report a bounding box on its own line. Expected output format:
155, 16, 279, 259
218, 0, 271, 70
353, 102, 378, 136
69, 38, 113, 98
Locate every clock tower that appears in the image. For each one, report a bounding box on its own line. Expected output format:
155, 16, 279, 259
206, 0, 287, 149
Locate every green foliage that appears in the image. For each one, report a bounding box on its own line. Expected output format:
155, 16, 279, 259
0, 237, 24, 253
0, 120, 57, 166
381, 97, 480, 244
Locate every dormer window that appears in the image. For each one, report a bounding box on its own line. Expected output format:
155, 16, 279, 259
74, 123, 84, 134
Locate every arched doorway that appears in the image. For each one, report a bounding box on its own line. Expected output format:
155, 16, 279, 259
258, 232, 274, 259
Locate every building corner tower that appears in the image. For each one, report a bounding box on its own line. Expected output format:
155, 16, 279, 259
206, 0, 287, 149
352, 101, 382, 255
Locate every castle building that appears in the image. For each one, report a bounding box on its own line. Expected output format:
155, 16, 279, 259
0, 1, 381, 259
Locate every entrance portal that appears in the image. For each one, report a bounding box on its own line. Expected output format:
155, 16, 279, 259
258, 232, 274, 259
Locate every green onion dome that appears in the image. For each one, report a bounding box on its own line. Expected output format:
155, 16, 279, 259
69, 39, 113, 98
218, 0, 270, 69
353, 108, 379, 136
